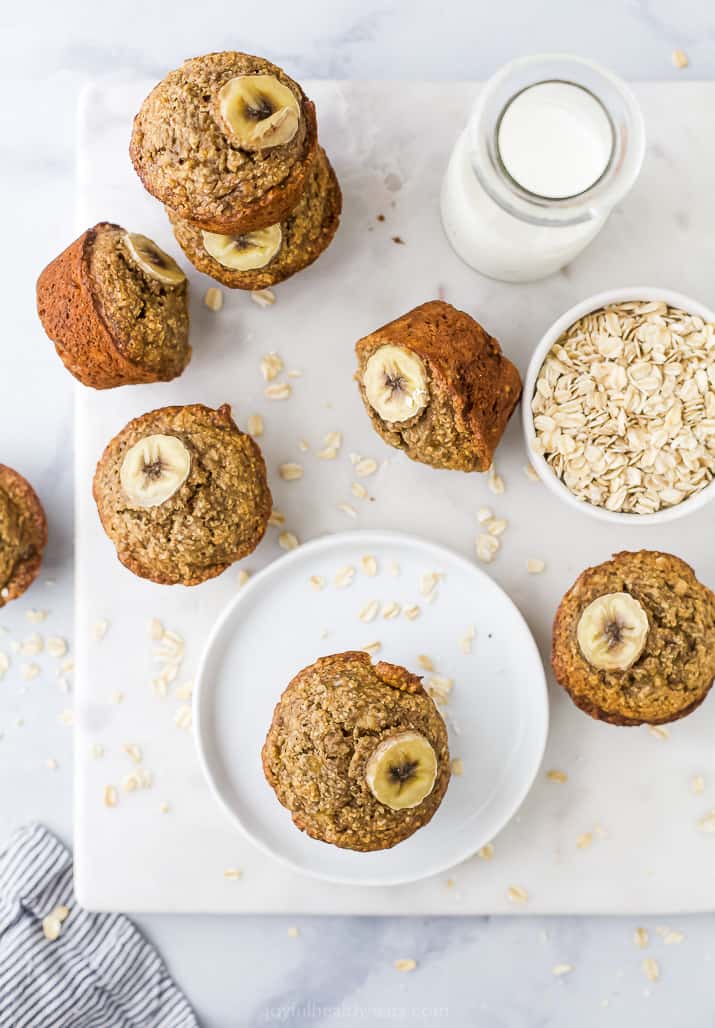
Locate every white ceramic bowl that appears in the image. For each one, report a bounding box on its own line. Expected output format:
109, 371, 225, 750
522, 286, 715, 525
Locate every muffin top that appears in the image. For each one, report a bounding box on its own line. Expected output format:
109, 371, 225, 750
0, 465, 47, 607
89, 223, 189, 376
93, 404, 271, 586
552, 550, 715, 725
262, 651, 451, 851
130, 52, 316, 227
168, 147, 341, 290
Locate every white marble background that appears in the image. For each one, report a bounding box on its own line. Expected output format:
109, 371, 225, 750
2, 1, 715, 1024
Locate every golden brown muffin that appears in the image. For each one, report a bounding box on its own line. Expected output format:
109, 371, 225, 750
262, 652, 451, 851
93, 403, 271, 585
0, 465, 47, 607
552, 550, 715, 726
167, 148, 341, 290
36, 223, 190, 389
130, 52, 318, 234
355, 301, 522, 471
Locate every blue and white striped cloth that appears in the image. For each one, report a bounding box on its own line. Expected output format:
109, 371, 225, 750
0, 824, 197, 1028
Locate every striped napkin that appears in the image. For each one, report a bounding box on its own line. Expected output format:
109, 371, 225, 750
0, 823, 197, 1028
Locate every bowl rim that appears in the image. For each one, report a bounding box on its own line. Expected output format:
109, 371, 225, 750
522, 285, 715, 525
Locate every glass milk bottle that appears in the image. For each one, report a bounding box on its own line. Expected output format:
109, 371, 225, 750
441, 54, 646, 283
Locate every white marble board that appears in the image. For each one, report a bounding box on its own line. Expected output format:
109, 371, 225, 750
74, 79, 715, 914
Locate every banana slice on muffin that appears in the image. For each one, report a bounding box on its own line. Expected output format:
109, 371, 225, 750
262, 651, 451, 851
553, 550, 715, 725
93, 403, 271, 586
168, 148, 341, 290
36, 222, 190, 389
355, 301, 522, 472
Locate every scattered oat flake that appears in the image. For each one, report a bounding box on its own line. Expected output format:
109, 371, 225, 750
672, 48, 689, 69
552, 964, 573, 977
309, 575, 325, 591
175, 681, 193, 701
91, 743, 104, 759
318, 446, 338, 460
247, 414, 264, 438
476, 534, 499, 563
355, 458, 378, 477
547, 769, 568, 784
648, 725, 670, 741
287, 369, 302, 378
46, 636, 68, 658
576, 832, 593, 850
420, 572, 441, 597
488, 466, 505, 495
204, 286, 223, 311
359, 600, 380, 624
42, 905, 69, 941
279, 462, 304, 481
175, 705, 193, 730
265, 383, 292, 400
26, 609, 48, 623
459, 626, 475, 654
351, 482, 368, 499
477, 507, 493, 524
451, 758, 464, 776
251, 288, 276, 307
59, 709, 74, 726
298, 438, 309, 452
237, 570, 250, 588
21, 663, 40, 681
148, 618, 164, 640
287, 926, 300, 938
394, 959, 416, 973
93, 620, 109, 641
507, 885, 528, 904
404, 605, 421, 621
698, 810, 715, 833
279, 531, 299, 551
388, 561, 400, 576
663, 929, 684, 945
478, 843, 495, 861
122, 743, 142, 764
0, 652, 8, 678
323, 431, 342, 450
426, 674, 453, 705
362, 641, 381, 655
335, 565, 355, 588
159, 801, 170, 814
349, 452, 361, 465
46, 758, 58, 771
524, 464, 540, 482
223, 868, 243, 880
692, 775, 705, 794
103, 785, 118, 808
487, 519, 507, 537
268, 509, 286, 526
382, 601, 401, 620
634, 927, 649, 949
19, 633, 43, 656
642, 958, 660, 983
261, 352, 284, 381
111, 691, 124, 705
527, 559, 545, 575
337, 503, 357, 518
417, 654, 434, 672
361, 555, 378, 577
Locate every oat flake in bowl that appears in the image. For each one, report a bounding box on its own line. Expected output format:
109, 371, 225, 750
530, 297, 715, 516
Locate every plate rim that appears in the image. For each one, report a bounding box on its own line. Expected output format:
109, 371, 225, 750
193, 528, 549, 887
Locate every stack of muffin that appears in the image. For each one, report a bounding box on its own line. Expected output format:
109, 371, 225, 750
130, 52, 342, 291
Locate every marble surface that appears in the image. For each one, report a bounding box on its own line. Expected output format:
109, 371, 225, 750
3, 0, 715, 1024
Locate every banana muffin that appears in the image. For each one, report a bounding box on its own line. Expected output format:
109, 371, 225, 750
552, 550, 715, 726
168, 148, 341, 290
37, 223, 190, 389
262, 651, 451, 851
0, 465, 47, 607
355, 301, 522, 472
130, 51, 318, 235
93, 403, 271, 585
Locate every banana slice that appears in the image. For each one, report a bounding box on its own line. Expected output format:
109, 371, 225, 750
365, 730, 438, 810
217, 74, 300, 150
123, 233, 185, 287
576, 592, 649, 672
201, 224, 282, 271
120, 434, 191, 508
363, 345, 429, 424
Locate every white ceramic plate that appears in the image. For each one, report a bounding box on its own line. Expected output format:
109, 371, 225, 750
194, 530, 548, 886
